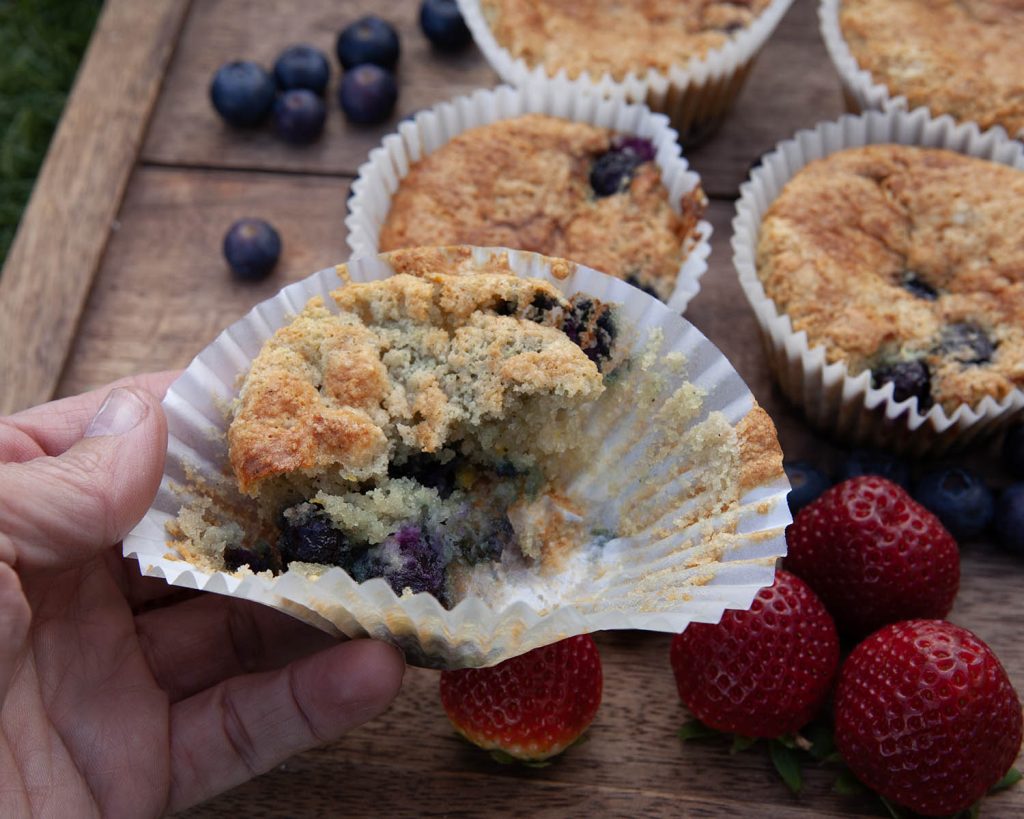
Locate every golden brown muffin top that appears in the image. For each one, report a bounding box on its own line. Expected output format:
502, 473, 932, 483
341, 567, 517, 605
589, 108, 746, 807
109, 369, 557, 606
756, 144, 1024, 413
481, 0, 773, 80
379, 114, 705, 301
228, 258, 606, 496
840, 0, 1024, 136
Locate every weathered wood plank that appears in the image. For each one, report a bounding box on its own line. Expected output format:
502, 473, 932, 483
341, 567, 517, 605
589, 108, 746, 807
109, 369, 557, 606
0, 0, 192, 415
139, 0, 844, 199
56, 167, 353, 398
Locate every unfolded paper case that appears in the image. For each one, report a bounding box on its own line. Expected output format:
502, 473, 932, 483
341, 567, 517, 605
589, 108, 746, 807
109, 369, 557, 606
124, 247, 790, 669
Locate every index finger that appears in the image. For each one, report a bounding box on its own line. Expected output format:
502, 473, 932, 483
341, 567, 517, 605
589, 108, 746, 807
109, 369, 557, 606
4, 370, 181, 457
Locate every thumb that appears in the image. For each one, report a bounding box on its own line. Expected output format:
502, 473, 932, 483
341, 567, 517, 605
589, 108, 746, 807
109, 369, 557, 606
0, 387, 168, 569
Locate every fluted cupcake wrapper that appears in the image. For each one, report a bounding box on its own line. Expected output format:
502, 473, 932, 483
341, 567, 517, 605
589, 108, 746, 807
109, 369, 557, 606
345, 81, 712, 315
818, 0, 1024, 141
124, 246, 790, 669
455, 0, 794, 143
732, 108, 1024, 455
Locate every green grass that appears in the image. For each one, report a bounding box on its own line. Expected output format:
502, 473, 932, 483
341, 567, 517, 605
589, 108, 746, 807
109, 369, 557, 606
0, 0, 103, 263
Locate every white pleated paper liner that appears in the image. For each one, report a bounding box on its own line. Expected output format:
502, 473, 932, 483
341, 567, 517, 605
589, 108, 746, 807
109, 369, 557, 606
818, 0, 1024, 141
125, 246, 791, 669
732, 108, 1024, 456
455, 0, 794, 142
344, 81, 712, 315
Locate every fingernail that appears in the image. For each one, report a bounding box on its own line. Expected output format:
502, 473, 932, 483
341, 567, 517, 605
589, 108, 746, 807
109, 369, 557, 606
85, 387, 148, 438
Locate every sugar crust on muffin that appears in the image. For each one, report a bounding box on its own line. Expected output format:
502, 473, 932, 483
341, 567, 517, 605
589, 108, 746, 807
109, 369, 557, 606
840, 0, 1024, 136
756, 144, 1024, 413
378, 114, 706, 301
479, 0, 774, 81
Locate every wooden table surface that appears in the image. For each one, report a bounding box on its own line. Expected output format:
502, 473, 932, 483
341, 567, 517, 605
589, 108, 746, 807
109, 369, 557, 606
3, 0, 1022, 816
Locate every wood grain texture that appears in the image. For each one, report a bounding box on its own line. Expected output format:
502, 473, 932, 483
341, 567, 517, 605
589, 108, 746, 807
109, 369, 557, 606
0, 0, 192, 415
140, 0, 844, 198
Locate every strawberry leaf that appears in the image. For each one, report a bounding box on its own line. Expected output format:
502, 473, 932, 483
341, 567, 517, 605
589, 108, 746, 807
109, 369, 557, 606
678, 720, 720, 742
833, 770, 867, 796
991, 767, 1023, 793
802, 716, 836, 761
878, 794, 909, 819
489, 749, 518, 765
769, 741, 803, 795
731, 734, 758, 754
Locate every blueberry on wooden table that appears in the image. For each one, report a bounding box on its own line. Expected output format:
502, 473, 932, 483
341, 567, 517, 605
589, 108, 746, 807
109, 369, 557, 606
837, 449, 911, 488
273, 44, 331, 95
913, 466, 994, 540
273, 89, 326, 144
336, 15, 400, 70
784, 460, 831, 514
1003, 424, 1024, 479
339, 64, 398, 125
994, 484, 1024, 555
209, 61, 276, 127
419, 0, 472, 50
223, 218, 281, 281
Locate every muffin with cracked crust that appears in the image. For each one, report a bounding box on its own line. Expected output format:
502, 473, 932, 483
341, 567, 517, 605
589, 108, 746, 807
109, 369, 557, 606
838, 0, 1024, 136
378, 114, 707, 302
756, 144, 1024, 414
478, 0, 773, 82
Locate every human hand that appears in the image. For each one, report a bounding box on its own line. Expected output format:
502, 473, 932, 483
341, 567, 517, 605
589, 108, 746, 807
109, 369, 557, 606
0, 374, 405, 816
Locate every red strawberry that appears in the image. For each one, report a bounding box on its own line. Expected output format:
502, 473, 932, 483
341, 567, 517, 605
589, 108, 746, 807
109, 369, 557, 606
785, 476, 959, 637
439, 635, 602, 762
670, 569, 839, 738
834, 620, 1022, 816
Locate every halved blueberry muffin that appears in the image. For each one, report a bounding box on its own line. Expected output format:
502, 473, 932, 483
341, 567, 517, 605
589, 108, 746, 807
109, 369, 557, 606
179, 261, 620, 607
755, 144, 1024, 414
378, 114, 706, 302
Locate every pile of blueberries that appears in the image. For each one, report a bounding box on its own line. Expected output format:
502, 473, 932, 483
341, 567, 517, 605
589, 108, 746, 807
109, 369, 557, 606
215, 0, 471, 281
784, 424, 1024, 555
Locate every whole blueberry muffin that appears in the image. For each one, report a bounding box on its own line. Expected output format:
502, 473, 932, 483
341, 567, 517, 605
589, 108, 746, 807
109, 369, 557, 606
479, 0, 773, 81
174, 251, 622, 607
839, 0, 1024, 135
756, 144, 1024, 414
378, 114, 706, 301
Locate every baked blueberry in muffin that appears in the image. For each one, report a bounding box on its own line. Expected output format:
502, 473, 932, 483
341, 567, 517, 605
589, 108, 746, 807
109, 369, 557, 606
191, 253, 621, 606
378, 114, 706, 302
756, 145, 1024, 414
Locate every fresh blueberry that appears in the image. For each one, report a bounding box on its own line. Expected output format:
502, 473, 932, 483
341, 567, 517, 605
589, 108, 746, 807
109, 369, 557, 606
913, 466, 994, 540
1003, 424, 1024, 479
224, 540, 282, 573
223, 218, 281, 281
279, 508, 353, 566
837, 450, 911, 488
939, 322, 994, 364
419, 0, 472, 50
336, 15, 400, 70
209, 61, 276, 127
784, 460, 831, 514
871, 359, 932, 406
350, 523, 448, 603
273, 44, 331, 95
993, 484, 1024, 556
273, 89, 326, 144
900, 271, 938, 301
339, 64, 398, 125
